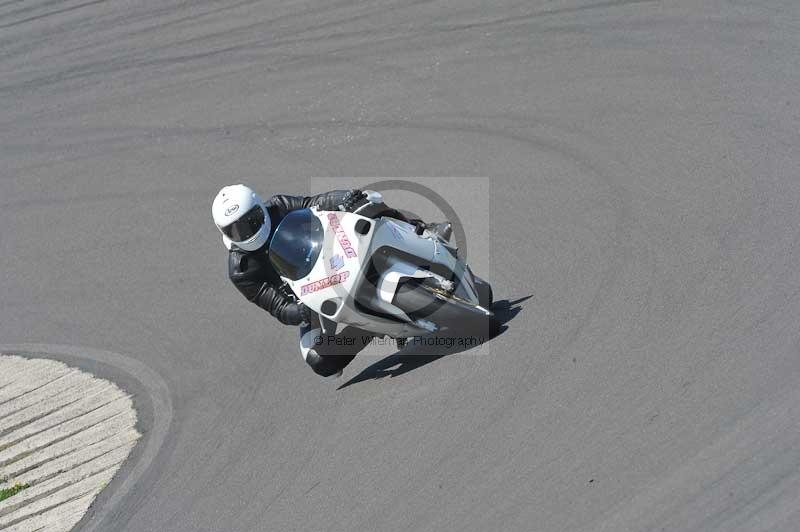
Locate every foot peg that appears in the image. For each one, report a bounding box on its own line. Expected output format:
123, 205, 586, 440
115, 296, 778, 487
413, 319, 438, 333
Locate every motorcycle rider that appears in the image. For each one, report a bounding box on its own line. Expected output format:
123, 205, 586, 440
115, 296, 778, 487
212, 184, 452, 378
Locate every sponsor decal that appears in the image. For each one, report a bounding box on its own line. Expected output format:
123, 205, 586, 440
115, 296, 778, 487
301, 271, 350, 295
329, 254, 344, 271
327, 213, 357, 258
224, 204, 239, 216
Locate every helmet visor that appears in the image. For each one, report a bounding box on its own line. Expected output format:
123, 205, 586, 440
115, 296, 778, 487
220, 204, 265, 242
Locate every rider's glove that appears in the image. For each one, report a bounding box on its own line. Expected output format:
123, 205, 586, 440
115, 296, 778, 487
298, 303, 312, 327
339, 189, 367, 212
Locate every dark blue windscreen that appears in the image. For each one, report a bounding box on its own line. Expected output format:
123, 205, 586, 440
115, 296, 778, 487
268, 209, 325, 281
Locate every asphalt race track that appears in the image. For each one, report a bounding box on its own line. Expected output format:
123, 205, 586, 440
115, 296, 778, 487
2, 1, 800, 531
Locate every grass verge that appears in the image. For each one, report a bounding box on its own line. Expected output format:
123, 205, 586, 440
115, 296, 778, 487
0, 483, 30, 502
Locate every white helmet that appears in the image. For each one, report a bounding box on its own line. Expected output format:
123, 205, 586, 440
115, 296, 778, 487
212, 184, 271, 251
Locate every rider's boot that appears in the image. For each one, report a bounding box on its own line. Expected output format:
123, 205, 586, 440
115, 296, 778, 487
415, 221, 452, 242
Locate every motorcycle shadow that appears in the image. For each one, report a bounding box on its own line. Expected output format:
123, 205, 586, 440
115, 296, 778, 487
337, 296, 530, 390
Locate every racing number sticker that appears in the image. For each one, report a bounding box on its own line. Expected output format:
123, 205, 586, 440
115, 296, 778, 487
327, 213, 357, 258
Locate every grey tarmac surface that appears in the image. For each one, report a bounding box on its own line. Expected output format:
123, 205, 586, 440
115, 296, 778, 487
1, 1, 799, 531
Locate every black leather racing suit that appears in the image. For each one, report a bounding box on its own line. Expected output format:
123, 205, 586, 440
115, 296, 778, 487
229, 189, 416, 377
228, 190, 358, 325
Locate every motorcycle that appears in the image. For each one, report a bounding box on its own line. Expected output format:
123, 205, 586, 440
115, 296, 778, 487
268, 204, 494, 343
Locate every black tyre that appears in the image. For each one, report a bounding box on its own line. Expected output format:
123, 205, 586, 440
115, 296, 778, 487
474, 275, 493, 309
